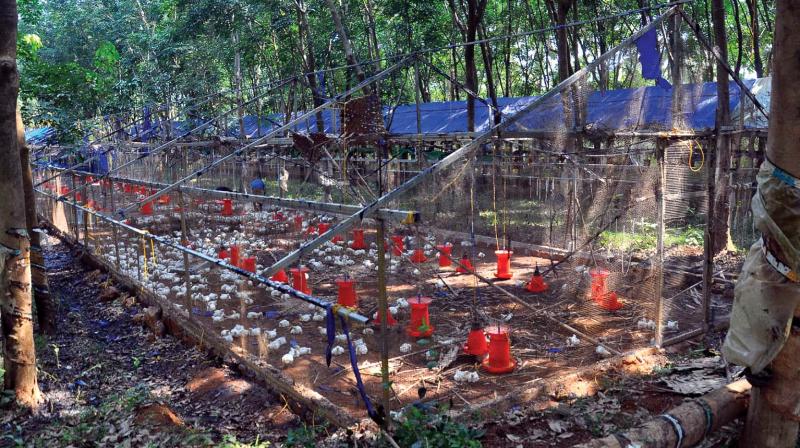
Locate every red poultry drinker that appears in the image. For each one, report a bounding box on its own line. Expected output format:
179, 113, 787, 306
230, 245, 241, 267
456, 254, 474, 274
436, 243, 453, 268
463, 325, 489, 357
351, 228, 367, 250
290, 266, 311, 294
293, 214, 304, 231
218, 247, 229, 260
372, 309, 397, 327
242, 256, 257, 273
494, 250, 513, 279
318, 222, 330, 234
391, 235, 404, 256
525, 264, 548, 293
410, 246, 427, 263
306, 224, 317, 236
221, 198, 234, 216
407, 296, 434, 338
336, 277, 358, 308
271, 268, 288, 283
590, 268, 622, 311
481, 324, 516, 374
140, 201, 153, 215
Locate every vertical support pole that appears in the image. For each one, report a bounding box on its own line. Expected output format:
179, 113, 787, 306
703, 137, 716, 328
376, 216, 390, 422
655, 138, 667, 347
414, 59, 423, 172
178, 149, 192, 312
110, 182, 121, 270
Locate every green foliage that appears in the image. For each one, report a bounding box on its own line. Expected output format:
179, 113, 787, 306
393, 406, 483, 448
599, 225, 705, 252
217, 434, 271, 447
284, 423, 323, 448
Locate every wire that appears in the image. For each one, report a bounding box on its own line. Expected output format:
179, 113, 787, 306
687, 140, 704, 172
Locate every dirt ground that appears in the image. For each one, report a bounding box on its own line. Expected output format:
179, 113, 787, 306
1, 237, 743, 447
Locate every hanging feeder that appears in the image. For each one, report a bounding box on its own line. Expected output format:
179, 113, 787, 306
141, 201, 154, 215
290, 266, 311, 294
463, 323, 489, 357
271, 268, 288, 283
481, 324, 516, 374
494, 250, 513, 279
230, 245, 240, 267
436, 243, 453, 268
336, 276, 358, 308
456, 253, 474, 274
351, 228, 367, 250
221, 198, 234, 216
407, 295, 434, 338
526, 264, 548, 293
318, 222, 330, 234
241, 256, 257, 273
590, 268, 622, 311
391, 235, 405, 256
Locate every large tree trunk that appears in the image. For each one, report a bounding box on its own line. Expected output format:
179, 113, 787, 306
447, 0, 488, 132
323, 0, 371, 96
711, 0, 734, 254
17, 109, 56, 335
746, 0, 764, 78
0, 0, 42, 408
739, 1, 800, 446
295, 0, 325, 133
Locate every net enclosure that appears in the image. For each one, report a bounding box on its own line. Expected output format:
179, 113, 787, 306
32, 4, 767, 423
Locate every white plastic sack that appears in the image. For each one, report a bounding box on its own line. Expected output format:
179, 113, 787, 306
723, 160, 800, 373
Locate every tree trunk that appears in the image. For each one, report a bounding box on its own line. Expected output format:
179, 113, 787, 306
447, 0, 488, 132
740, 1, 800, 445
711, 0, 734, 254
732, 0, 744, 78
323, 0, 371, 96
17, 108, 55, 335
747, 0, 764, 78
295, 0, 325, 133
0, 0, 42, 408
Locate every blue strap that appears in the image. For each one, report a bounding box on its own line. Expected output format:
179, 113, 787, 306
339, 315, 377, 418
324, 305, 336, 367
636, 28, 672, 90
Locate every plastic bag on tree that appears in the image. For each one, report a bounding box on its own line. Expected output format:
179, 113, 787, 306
723, 159, 800, 373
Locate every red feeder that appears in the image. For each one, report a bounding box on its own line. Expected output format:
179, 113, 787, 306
230, 245, 240, 267
141, 201, 153, 215
590, 268, 622, 311
351, 228, 367, 250
86, 200, 97, 210
86, 176, 94, 184
293, 215, 304, 231
158, 195, 170, 205
436, 243, 453, 267
494, 250, 513, 279
481, 325, 516, 374
75, 192, 83, 203
456, 254, 474, 274
221, 198, 233, 216
218, 248, 229, 259
526, 265, 549, 293
306, 224, 317, 236
372, 309, 398, 326
60, 186, 70, 195
318, 222, 330, 234
290, 266, 311, 294
407, 296, 434, 338
271, 268, 288, 283
332, 234, 343, 244
410, 248, 427, 263
335, 277, 358, 307
242, 256, 257, 273
123, 184, 132, 193
391, 235, 404, 256
463, 327, 489, 357
273, 211, 285, 221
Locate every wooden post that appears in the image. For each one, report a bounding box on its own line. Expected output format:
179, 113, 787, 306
654, 139, 666, 346
376, 216, 390, 424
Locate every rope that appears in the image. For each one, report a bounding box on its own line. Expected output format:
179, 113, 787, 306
687, 140, 704, 172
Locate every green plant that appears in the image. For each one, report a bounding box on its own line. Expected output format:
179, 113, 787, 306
393, 406, 483, 448
217, 434, 271, 447
285, 424, 322, 448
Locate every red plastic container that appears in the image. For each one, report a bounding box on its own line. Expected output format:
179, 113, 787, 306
318, 222, 330, 234
436, 243, 453, 267
290, 266, 311, 294
140, 201, 153, 215
293, 215, 304, 231
590, 268, 622, 311
407, 296, 434, 338
332, 235, 343, 244
456, 254, 474, 274
372, 309, 397, 327
123, 184, 132, 193
463, 327, 489, 357
494, 250, 513, 279
391, 235, 404, 256
481, 325, 516, 374
335, 277, 358, 307
60, 186, 70, 195
526, 265, 548, 293
241, 256, 257, 273
271, 268, 288, 283
306, 224, 317, 236
218, 248, 229, 260
158, 195, 170, 205
221, 198, 233, 216
410, 248, 427, 263
351, 228, 367, 250
273, 211, 284, 221
230, 245, 240, 267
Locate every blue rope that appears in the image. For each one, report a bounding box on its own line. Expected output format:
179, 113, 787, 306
325, 312, 377, 419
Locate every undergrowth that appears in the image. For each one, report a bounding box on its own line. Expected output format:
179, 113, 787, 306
392, 406, 483, 448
